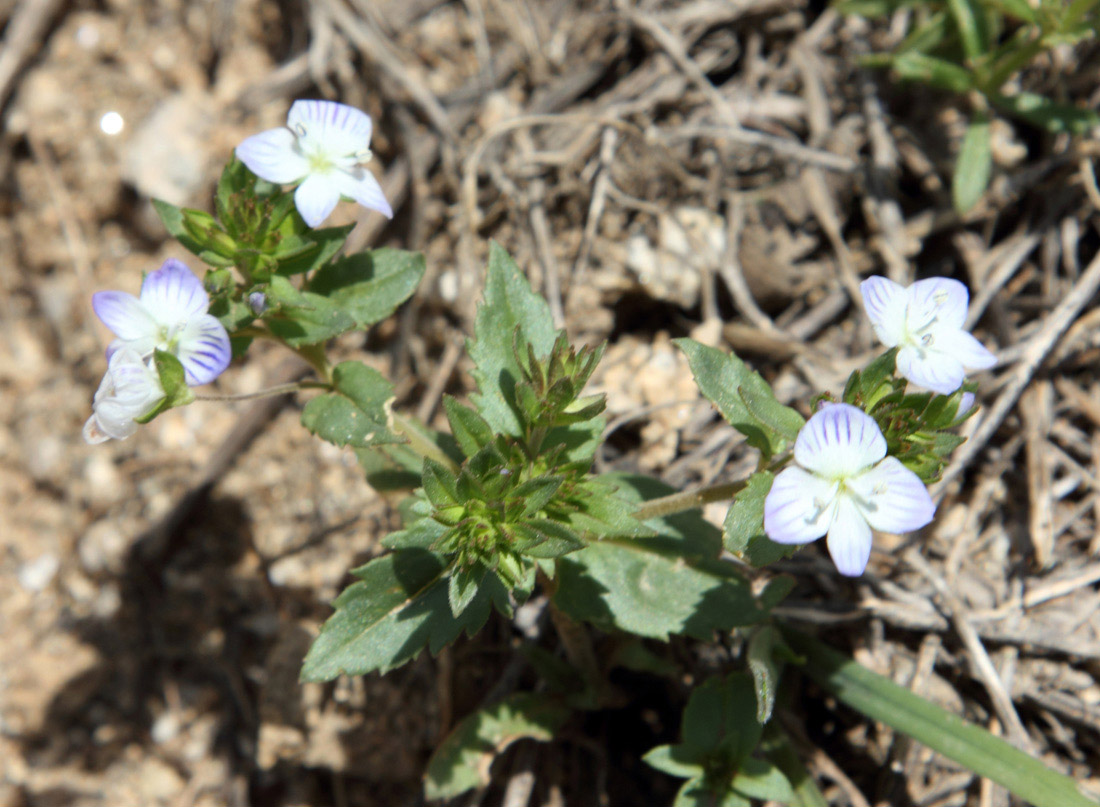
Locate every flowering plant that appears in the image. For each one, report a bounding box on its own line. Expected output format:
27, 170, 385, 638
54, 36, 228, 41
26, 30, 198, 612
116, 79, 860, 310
81, 100, 1094, 807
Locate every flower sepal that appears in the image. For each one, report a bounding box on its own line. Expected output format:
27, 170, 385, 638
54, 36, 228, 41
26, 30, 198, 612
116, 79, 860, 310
134, 349, 196, 424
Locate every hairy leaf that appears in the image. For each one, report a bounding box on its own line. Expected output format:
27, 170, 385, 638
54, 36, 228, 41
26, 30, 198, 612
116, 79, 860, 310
301, 361, 400, 449
731, 758, 796, 803
264, 276, 356, 346
723, 471, 799, 567
953, 114, 992, 214
308, 248, 425, 327
425, 694, 570, 799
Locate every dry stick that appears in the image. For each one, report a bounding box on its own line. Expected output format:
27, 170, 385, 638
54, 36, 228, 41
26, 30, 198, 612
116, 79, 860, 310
1021, 382, 1055, 568
665, 124, 857, 173
0, 0, 65, 107
965, 233, 1042, 329
719, 193, 782, 334
567, 127, 619, 308
905, 550, 1034, 753
518, 130, 567, 328
934, 247, 1100, 497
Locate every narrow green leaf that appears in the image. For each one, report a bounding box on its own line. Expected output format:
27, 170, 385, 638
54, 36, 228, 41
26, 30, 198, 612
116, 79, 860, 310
724, 471, 800, 567
784, 629, 1100, 807
301, 549, 508, 680
891, 52, 974, 93
300, 361, 400, 449
264, 276, 357, 346
675, 339, 803, 457
674, 777, 751, 807
953, 114, 992, 214
747, 626, 780, 724
151, 199, 208, 257
761, 724, 829, 807
381, 517, 450, 550
681, 674, 761, 766
448, 563, 485, 617
514, 476, 564, 516
991, 91, 1100, 134
425, 694, 570, 799
987, 0, 1037, 22
730, 758, 796, 803
554, 475, 766, 641
946, 0, 987, 60
276, 224, 354, 275
643, 745, 706, 780
513, 520, 585, 559
469, 242, 557, 436
423, 458, 463, 507
443, 395, 495, 458
135, 349, 194, 423
308, 248, 425, 327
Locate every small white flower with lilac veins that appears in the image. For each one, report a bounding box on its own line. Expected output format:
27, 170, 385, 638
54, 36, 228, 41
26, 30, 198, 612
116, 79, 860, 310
92, 259, 231, 386
83, 348, 166, 444
860, 276, 997, 395
764, 403, 935, 577
235, 99, 393, 227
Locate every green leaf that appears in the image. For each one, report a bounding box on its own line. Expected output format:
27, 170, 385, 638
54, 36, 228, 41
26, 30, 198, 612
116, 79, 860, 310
276, 225, 354, 275
381, 516, 450, 550
424, 694, 570, 799
730, 758, 796, 803
643, 745, 706, 780
136, 349, 195, 423
784, 629, 1100, 807
264, 276, 357, 346
674, 778, 751, 807
953, 114, 992, 214
354, 444, 423, 491
991, 91, 1100, 134
747, 626, 780, 724
151, 199, 209, 258
676, 338, 803, 458
514, 476, 564, 516
443, 395, 495, 458
513, 520, 585, 559
448, 563, 486, 616
469, 242, 557, 436
300, 361, 400, 449
423, 458, 463, 507
723, 471, 800, 567
301, 549, 508, 680
681, 674, 761, 766
554, 475, 766, 641
946, 0, 988, 60
987, 0, 1037, 22
308, 248, 425, 328
891, 51, 974, 93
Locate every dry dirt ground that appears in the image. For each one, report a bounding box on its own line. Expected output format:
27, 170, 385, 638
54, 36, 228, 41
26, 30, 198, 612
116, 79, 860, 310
3, 0, 1100, 805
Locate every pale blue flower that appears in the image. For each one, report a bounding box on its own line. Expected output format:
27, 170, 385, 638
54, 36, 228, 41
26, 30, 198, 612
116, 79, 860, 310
235, 99, 393, 227
92, 259, 230, 386
860, 276, 996, 395
83, 347, 165, 444
764, 404, 935, 576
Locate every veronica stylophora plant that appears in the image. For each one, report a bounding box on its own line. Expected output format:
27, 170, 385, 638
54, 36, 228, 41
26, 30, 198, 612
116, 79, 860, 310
763, 403, 935, 576
82, 347, 166, 444
860, 276, 996, 394
235, 99, 392, 227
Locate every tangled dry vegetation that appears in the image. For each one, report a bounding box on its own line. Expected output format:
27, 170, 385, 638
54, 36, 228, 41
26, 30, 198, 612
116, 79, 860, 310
2, 0, 1100, 805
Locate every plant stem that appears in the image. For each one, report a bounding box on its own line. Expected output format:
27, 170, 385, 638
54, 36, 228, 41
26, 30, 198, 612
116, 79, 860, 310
194, 380, 330, 402
634, 480, 750, 521
294, 343, 332, 383
392, 412, 461, 473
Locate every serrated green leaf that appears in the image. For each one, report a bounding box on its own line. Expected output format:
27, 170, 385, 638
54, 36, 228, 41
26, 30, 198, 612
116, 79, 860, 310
300, 361, 400, 449
469, 242, 557, 436
723, 471, 800, 567
423, 458, 463, 507
643, 745, 706, 780
424, 694, 570, 799
558, 476, 656, 540
301, 549, 508, 680
382, 517, 450, 550
308, 248, 424, 327
513, 520, 585, 559
554, 475, 766, 641
448, 563, 486, 616
264, 276, 357, 346
514, 476, 564, 516
731, 758, 796, 803
747, 626, 780, 724
675, 339, 802, 458
953, 114, 992, 214
276, 225, 354, 276
443, 395, 495, 458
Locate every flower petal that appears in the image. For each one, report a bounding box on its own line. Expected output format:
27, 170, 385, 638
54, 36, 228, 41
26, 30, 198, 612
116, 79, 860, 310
930, 327, 997, 372
235, 127, 310, 184
794, 403, 886, 478
907, 277, 968, 332
860, 276, 908, 348
896, 345, 966, 395
84, 349, 165, 443
288, 99, 372, 157
847, 456, 936, 535
764, 467, 837, 545
294, 173, 341, 227
140, 259, 209, 324
333, 167, 393, 218
176, 314, 231, 386
826, 497, 873, 576
92, 291, 158, 341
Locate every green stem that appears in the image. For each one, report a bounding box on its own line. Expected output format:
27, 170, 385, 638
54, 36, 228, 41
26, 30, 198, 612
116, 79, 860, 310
294, 343, 332, 384
392, 412, 461, 473
634, 456, 790, 521
195, 380, 330, 402
783, 628, 1100, 807
761, 723, 828, 807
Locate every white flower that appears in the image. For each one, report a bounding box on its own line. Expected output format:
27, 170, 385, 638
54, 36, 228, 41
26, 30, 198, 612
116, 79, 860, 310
83, 348, 166, 444
860, 276, 997, 395
764, 403, 935, 577
92, 259, 231, 386
235, 99, 393, 227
